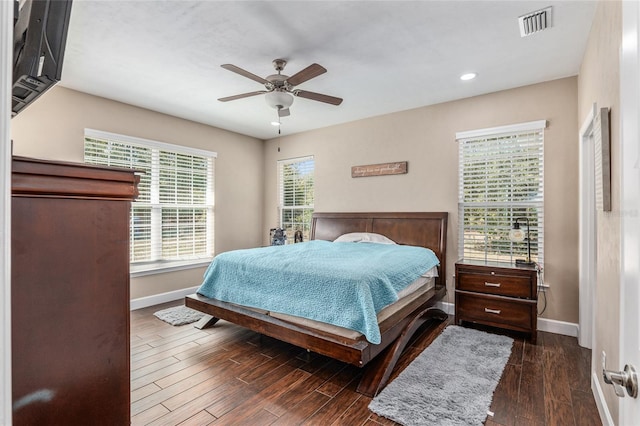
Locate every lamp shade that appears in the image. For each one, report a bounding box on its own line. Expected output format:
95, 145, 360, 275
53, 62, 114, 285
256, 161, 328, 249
509, 228, 526, 242
265, 91, 293, 110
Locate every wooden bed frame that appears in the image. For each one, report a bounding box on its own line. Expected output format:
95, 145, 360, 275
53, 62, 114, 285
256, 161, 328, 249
185, 211, 448, 397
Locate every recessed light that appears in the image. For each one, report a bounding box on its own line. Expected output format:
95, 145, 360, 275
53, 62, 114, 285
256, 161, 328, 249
460, 73, 477, 81
271, 121, 280, 126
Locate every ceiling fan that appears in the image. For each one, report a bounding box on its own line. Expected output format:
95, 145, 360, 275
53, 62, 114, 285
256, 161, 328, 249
218, 59, 343, 118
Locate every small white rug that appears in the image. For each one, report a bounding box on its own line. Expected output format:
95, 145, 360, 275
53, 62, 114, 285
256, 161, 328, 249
369, 325, 513, 426
153, 305, 205, 326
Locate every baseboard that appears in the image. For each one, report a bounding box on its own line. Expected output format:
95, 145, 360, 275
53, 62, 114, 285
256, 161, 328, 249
130, 286, 199, 311
132, 295, 580, 338
439, 302, 579, 337
437, 301, 455, 315
592, 371, 615, 425
537, 318, 579, 337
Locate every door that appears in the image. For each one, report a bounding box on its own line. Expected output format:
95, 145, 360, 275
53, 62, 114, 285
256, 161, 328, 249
619, 0, 640, 423
1, 2, 12, 425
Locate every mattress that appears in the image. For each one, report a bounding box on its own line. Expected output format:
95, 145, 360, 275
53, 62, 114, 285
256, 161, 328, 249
197, 240, 440, 343
235, 274, 436, 341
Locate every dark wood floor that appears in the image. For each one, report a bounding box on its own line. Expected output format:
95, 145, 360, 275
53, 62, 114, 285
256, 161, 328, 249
130, 301, 602, 425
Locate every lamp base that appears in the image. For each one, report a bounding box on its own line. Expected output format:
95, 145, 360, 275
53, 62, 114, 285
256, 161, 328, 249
515, 259, 536, 267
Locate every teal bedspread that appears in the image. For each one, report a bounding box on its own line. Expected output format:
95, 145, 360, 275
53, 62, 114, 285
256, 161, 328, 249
196, 240, 439, 344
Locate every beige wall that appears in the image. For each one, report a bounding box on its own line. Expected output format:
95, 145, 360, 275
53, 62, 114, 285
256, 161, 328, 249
264, 77, 580, 323
578, 0, 622, 420
10, 86, 265, 299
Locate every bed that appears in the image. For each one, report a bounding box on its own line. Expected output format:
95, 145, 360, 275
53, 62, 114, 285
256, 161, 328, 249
185, 211, 448, 397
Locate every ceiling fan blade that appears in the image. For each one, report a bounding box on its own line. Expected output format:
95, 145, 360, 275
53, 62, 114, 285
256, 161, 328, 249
218, 91, 267, 102
278, 108, 290, 118
221, 64, 269, 85
294, 90, 343, 106
286, 63, 327, 86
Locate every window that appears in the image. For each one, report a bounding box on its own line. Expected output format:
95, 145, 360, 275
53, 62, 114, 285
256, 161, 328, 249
278, 156, 314, 244
84, 129, 215, 271
457, 121, 545, 264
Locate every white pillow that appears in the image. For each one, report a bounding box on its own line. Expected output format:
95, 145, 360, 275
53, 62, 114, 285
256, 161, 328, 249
334, 232, 396, 244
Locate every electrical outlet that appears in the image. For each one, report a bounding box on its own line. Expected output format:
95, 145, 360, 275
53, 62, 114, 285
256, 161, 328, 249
602, 350, 607, 371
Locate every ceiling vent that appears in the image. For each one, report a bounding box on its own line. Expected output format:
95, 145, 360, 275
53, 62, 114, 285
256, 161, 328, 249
518, 6, 552, 37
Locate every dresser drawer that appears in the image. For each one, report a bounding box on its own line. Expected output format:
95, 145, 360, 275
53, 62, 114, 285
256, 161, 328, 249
457, 269, 532, 298
456, 292, 535, 332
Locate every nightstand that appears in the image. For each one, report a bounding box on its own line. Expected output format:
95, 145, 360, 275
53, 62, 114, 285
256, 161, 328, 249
455, 259, 538, 343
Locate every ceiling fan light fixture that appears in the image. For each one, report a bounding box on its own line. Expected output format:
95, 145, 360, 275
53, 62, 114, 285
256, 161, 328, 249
265, 91, 294, 110
271, 121, 281, 126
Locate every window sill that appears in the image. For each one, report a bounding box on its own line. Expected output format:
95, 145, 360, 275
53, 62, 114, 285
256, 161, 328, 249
130, 258, 213, 278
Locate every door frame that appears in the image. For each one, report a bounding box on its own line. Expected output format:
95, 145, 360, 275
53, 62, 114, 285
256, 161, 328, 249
578, 103, 598, 350
1, 1, 12, 425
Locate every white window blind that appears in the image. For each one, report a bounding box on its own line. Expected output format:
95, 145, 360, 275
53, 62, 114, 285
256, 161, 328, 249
278, 156, 314, 243
84, 129, 215, 265
457, 121, 545, 265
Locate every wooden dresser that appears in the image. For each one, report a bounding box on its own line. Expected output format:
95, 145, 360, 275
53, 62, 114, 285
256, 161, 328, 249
455, 259, 538, 343
11, 156, 138, 425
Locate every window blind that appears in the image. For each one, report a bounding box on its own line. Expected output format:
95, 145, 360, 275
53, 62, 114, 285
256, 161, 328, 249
278, 156, 314, 244
84, 130, 215, 264
457, 123, 545, 265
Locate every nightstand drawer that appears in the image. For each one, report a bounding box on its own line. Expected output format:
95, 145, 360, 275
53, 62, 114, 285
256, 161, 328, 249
456, 292, 535, 332
457, 270, 532, 298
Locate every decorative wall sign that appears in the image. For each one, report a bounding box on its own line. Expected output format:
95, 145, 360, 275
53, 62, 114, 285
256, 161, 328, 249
594, 107, 611, 211
351, 161, 408, 178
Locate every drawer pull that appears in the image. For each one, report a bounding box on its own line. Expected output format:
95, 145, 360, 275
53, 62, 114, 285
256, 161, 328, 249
484, 282, 501, 288
484, 308, 502, 315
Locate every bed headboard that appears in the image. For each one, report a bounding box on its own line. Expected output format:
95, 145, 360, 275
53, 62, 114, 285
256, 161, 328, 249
311, 212, 448, 286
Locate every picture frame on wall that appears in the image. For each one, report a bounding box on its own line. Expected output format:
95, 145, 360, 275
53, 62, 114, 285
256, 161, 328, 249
594, 107, 611, 212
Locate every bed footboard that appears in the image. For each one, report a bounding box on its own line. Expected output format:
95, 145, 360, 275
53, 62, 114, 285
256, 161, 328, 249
357, 304, 448, 397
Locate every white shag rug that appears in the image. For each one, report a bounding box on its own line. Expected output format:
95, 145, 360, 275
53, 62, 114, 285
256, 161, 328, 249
153, 305, 205, 326
369, 325, 513, 426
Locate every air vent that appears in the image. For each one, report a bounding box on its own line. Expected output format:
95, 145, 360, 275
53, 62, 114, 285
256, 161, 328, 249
518, 6, 552, 37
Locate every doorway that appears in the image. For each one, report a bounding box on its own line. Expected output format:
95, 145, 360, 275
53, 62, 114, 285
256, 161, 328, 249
578, 103, 599, 350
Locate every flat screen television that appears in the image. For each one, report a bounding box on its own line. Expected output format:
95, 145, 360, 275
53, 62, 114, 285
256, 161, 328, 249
12, 0, 73, 117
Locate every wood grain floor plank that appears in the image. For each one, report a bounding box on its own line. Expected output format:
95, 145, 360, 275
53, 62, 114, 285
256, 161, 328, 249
542, 349, 573, 404
146, 382, 247, 426
572, 389, 603, 426
302, 378, 361, 425
564, 341, 593, 393
269, 390, 331, 426
329, 395, 372, 426
209, 409, 278, 426
161, 366, 243, 412
131, 350, 227, 392
131, 343, 154, 355
508, 338, 524, 365
316, 364, 361, 397
203, 379, 257, 418
209, 368, 311, 423
131, 382, 162, 403
131, 403, 170, 426
176, 410, 216, 426
522, 338, 544, 364
132, 359, 237, 416
129, 308, 601, 426
262, 372, 329, 417
489, 363, 522, 426
517, 360, 545, 424
513, 416, 544, 426
545, 399, 576, 426
131, 356, 181, 381
132, 342, 201, 370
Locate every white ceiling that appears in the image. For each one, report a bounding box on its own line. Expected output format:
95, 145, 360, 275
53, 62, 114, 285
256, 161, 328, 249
60, 1, 597, 140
